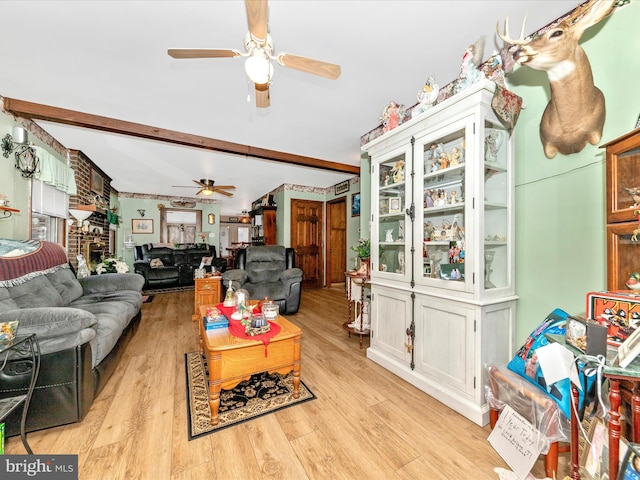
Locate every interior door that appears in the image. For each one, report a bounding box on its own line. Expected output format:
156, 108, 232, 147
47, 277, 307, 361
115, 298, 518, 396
326, 197, 347, 286
291, 199, 323, 289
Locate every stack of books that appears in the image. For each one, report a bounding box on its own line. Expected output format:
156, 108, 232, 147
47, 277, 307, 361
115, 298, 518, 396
203, 314, 229, 331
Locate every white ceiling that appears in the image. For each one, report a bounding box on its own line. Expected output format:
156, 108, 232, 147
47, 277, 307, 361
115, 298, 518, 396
0, 0, 578, 216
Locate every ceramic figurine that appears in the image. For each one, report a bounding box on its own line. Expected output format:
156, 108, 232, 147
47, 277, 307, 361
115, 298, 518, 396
456, 37, 485, 93
390, 160, 405, 183
385, 229, 394, 243
411, 76, 439, 118
76, 254, 90, 279
381, 101, 406, 133
449, 147, 463, 166
485, 129, 505, 163
483, 49, 506, 88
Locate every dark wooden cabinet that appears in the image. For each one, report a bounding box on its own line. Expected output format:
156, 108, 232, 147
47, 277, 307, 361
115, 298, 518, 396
250, 206, 277, 245
603, 128, 640, 290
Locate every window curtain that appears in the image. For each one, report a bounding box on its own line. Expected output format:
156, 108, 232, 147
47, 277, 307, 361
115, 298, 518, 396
33, 147, 77, 196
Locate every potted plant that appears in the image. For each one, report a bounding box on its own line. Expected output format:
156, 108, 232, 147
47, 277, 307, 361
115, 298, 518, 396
351, 238, 371, 275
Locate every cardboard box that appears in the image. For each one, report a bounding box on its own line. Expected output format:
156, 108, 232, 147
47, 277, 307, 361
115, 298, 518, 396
587, 291, 640, 346
566, 315, 607, 356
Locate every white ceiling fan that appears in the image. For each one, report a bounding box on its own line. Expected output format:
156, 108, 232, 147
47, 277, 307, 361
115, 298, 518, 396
167, 0, 341, 108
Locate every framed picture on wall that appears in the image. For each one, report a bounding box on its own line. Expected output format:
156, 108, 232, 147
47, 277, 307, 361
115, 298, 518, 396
352, 193, 361, 217
335, 180, 349, 195
90, 168, 104, 195
132, 219, 154, 234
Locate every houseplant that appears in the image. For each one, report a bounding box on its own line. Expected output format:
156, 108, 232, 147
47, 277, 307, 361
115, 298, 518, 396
95, 258, 129, 274
351, 238, 370, 275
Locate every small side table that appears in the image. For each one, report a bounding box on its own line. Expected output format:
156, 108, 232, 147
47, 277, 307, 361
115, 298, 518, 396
0, 334, 40, 454
343, 271, 370, 349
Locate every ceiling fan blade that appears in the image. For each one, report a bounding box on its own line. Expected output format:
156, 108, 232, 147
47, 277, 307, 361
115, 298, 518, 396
214, 189, 234, 197
212, 185, 236, 190
245, 0, 268, 43
255, 83, 270, 108
167, 49, 242, 59
195, 189, 205, 196
277, 53, 341, 80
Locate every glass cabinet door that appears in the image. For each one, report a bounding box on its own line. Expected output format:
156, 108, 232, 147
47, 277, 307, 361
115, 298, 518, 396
375, 150, 408, 278
482, 121, 509, 292
419, 122, 468, 290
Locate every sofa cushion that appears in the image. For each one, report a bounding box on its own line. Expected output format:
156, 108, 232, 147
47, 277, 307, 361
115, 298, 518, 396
47, 267, 84, 305
0, 288, 18, 312
0, 306, 97, 339
8, 275, 64, 308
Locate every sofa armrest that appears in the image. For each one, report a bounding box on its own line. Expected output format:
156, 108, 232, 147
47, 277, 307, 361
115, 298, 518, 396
280, 268, 303, 283
222, 269, 249, 288
280, 268, 303, 294
79, 273, 145, 294
0, 307, 97, 340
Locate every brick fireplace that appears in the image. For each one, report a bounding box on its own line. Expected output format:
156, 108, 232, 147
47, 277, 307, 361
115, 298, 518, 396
68, 149, 112, 270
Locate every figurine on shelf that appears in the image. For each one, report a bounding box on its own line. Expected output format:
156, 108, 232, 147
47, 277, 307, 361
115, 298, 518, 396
485, 129, 505, 163
449, 146, 463, 166
438, 151, 449, 170
390, 160, 405, 183
483, 50, 506, 88
449, 190, 458, 204
411, 76, 439, 118
381, 101, 405, 133
624, 187, 640, 208
434, 189, 446, 207
424, 190, 435, 208
456, 37, 486, 93
385, 229, 394, 243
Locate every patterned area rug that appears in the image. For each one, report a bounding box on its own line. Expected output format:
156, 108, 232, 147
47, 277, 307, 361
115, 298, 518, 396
142, 285, 194, 295
185, 351, 316, 439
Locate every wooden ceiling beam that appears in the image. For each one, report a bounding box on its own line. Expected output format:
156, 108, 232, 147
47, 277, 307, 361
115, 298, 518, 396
3, 97, 360, 175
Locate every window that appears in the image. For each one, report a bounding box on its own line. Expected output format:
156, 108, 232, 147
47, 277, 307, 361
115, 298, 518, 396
31, 179, 68, 244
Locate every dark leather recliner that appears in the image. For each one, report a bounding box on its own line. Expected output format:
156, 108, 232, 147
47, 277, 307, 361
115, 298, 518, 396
222, 245, 303, 314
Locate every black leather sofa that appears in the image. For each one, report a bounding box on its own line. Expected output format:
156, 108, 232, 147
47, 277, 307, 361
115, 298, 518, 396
133, 243, 227, 289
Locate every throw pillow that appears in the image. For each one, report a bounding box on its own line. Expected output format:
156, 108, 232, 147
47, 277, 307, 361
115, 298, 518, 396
150, 258, 164, 268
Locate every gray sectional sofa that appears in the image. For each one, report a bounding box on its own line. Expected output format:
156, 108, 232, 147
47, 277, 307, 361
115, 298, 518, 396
0, 240, 144, 436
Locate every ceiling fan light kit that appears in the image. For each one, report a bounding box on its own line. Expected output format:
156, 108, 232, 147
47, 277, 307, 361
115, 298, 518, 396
244, 51, 273, 85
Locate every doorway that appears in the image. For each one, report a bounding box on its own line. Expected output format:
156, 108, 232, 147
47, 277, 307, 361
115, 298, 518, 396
290, 199, 323, 289
326, 197, 347, 286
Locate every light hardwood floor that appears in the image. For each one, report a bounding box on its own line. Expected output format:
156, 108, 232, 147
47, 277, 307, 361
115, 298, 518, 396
5, 286, 567, 479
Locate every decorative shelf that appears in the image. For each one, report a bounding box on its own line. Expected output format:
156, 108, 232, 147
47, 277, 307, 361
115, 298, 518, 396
74, 204, 107, 215
0, 206, 19, 220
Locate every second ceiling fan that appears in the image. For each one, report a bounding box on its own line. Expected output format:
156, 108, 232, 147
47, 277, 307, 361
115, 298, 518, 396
167, 0, 341, 108
172, 179, 235, 197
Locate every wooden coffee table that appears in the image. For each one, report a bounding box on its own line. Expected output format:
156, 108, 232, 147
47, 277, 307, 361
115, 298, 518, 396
198, 305, 302, 425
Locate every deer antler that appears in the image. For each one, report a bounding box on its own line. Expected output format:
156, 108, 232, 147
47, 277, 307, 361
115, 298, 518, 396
496, 14, 529, 46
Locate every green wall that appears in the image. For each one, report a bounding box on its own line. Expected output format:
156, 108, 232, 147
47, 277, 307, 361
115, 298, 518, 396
117, 196, 220, 270
510, 1, 640, 343
0, 114, 36, 239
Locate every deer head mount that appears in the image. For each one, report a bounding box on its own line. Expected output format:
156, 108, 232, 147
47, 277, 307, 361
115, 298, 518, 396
498, 0, 615, 159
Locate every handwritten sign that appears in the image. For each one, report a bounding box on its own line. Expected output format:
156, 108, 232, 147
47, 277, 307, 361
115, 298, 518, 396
488, 405, 543, 480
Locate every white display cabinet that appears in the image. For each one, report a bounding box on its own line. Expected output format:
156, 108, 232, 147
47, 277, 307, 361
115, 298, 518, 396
363, 80, 517, 426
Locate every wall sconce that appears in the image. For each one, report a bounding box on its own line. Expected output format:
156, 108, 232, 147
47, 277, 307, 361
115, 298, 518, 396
2, 127, 40, 178
137, 209, 146, 217
208, 213, 215, 225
